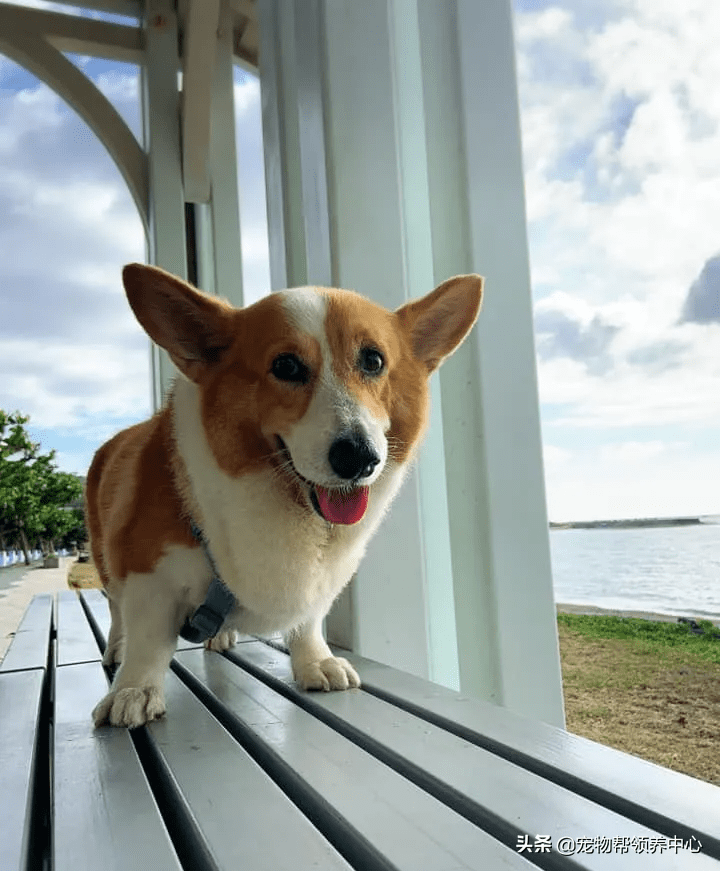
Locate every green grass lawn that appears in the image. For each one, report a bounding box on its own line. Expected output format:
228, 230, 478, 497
557, 614, 720, 784
558, 613, 720, 666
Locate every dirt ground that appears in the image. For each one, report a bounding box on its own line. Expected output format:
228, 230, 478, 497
67, 560, 102, 589
558, 624, 720, 786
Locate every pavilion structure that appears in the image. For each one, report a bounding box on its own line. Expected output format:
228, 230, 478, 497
0, 0, 565, 727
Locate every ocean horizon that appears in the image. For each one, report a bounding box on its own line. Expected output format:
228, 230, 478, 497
3, 521, 719, 623
550, 520, 720, 620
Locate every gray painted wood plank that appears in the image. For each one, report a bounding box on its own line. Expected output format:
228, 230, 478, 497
56, 589, 102, 665
147, 667, 353, 871
0, 670, 44, 871
0, 593, 52, 672
337, 648, 720, 855
176, 648, 533, 870
233, 643, 718, 870
54, 662, 181, 871
78, 588, 111, 636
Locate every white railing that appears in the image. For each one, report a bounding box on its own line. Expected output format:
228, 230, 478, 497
0, 548, 66, 567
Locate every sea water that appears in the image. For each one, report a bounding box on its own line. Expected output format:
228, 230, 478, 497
3, 524, 719, 621
550, 521, 720, 619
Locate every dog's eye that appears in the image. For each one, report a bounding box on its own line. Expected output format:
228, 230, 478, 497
271, 354, 309, 384
358, 347, 384, 376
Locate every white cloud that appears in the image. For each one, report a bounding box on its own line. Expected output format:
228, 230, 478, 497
0, 339, 150, 429
517, 0, 720, 312
542, 438, 719, 521
0, 57, 272, 477
515, 1, 720, 518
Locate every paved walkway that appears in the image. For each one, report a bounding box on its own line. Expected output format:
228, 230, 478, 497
0, 556, 72, 663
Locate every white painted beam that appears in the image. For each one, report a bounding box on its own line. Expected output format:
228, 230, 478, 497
260, 0, 565, 727
406, 0, 564, 726
41, 0, 141, 19
232, 21, 257, 69
229, 0, 258, 68
207, 2, 243, 305
181, 0, 220, 203
258, 0, 330, 288
229, 0, 254, 18
0, 2, 142, 63
320, 0, 441, 685
142, 0, 187, 406
449, 0, 564, 726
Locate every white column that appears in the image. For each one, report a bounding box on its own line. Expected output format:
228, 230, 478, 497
142, 0, 187, 407
142, 0, 244, 400
258, 0, 331, 288
259, 0, 564, 726
322, 0, 457, 688
186, 4, 244, 308
418, 0, 564, 726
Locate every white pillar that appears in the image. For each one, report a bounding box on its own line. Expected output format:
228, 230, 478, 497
258, 0, 332, 288
142, 0, 244, 403
142, 0, 187, 406
188, 4, 244, 308
207, 3, 244, 307
421, 0, 565, 726
259, 0, 564, 726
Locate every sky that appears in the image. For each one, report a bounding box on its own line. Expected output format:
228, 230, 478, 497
1, 1, 719, 522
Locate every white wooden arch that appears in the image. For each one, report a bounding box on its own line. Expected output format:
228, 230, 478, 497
0, 0, 566, 727
0, 4, 148, 231
0, 0, 255, 403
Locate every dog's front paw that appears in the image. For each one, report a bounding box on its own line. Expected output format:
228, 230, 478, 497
93, 686, 166, 728
205, 629, 237, 652
294, 656, 361, 692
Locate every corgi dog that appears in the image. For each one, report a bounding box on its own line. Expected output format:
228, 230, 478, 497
87, 263, 482, 727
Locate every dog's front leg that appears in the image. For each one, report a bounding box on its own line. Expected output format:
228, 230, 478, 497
93, 576, 180, 728
287, 616, 360, 692
102, 595, 125, 667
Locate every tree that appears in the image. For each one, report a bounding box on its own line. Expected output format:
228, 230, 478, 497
36, 470, 85, 550
0, 410, 84, 563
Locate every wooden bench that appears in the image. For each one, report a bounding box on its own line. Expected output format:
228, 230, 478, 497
2, 589, 719, 870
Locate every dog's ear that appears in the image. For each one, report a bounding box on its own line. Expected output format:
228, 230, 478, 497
122, 263, 236, 382
396, 274, 483, 372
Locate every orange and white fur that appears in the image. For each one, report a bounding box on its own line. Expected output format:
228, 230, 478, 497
86, 263, 482, 727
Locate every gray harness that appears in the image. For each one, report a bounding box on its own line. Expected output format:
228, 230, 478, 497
179, 520, 238, 643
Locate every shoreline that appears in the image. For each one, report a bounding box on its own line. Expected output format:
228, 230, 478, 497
2, 561, 719, 663
556, 602, 720, 628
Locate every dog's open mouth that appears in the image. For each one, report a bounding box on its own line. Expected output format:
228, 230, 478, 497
275, 437, 369, 525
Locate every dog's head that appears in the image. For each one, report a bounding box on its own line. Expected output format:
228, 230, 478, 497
122, 264, 482, 525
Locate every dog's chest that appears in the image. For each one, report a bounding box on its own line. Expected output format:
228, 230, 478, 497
194, 472, 369, 633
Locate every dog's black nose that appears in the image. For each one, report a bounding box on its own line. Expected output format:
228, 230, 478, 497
329, 434, 380, 481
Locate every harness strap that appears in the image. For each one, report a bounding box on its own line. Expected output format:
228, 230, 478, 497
179, 520, 237, 643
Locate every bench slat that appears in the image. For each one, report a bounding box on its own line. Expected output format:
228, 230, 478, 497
57, 590, 102, 665
7, 591, 711, 871
175, 648, 534, 870
0, 593, 52, 673
78, 588, 111, 632
337, 648, 720, 857
0, 670, 44, 871
231, 642, 718, 870
54, 662, 182, 871
146, 668, 353, 871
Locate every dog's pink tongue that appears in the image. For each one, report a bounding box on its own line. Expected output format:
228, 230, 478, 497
315, 485, 369, 524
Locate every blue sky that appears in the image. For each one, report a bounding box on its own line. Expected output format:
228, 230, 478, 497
1, 0, 719, 522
